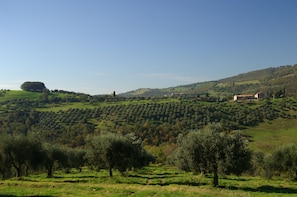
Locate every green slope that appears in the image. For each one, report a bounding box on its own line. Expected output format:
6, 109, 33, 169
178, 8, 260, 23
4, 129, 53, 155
1, 65, 297, 151
245, 118, 297, 153
121, 64, 297, 97
0, 90, 41, 102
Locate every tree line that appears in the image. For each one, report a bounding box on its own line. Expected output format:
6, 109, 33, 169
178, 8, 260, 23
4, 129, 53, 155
0, 132, 153, 179
170, 123, 297, 186
1, 124, 297, 187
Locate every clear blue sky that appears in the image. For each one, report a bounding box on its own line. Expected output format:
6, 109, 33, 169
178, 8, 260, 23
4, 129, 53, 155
1, 0, 296, 95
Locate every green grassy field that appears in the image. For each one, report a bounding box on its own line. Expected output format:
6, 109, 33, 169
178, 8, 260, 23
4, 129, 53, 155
1, 165, 297, 197
244, 118, 297, 153
0, 90, 41, 102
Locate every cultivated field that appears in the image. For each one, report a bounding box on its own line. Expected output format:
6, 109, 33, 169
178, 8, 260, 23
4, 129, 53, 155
1, 165, 297, 197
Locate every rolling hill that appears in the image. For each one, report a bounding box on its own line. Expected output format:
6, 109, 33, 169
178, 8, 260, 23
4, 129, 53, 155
0, 63, 297, 152
120, 64, 297, 97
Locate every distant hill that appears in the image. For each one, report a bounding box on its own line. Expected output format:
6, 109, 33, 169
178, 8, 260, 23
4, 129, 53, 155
0, 67, 297, 149
120, 64, 297, 97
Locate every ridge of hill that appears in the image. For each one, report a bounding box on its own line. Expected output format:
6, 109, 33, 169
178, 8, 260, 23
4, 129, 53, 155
120, 64, 297, 97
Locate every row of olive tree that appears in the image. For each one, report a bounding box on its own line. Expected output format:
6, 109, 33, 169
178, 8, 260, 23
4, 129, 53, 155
0, 135, 85, 178
252, 144, 297, 180
169, 124, 297, 187
0, 132, 153, 179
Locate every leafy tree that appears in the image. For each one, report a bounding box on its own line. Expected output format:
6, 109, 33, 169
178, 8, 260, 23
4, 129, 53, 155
0, 149, 12, 179
42, 143, 68, 178
85, 132, 152, 177
271, 144, 297, 180
0, 136, 44, 177
64, 148, 86, 172
251, 151, 265, 176
21, 81, 46, 92
172, 125, 251, 187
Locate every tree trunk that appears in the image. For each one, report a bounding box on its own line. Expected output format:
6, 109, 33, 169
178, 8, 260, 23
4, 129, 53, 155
15, 167, 21, 178
213, 167, 219, 187
25, 164, 29, 176
0, 169, 5, 179
9, 153, 21, 177
109, 166, 113, 177
47, 167, 53, 178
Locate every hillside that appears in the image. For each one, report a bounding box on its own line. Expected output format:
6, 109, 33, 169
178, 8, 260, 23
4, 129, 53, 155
1, 88, 297, 148
120, 64, 297, 97
0, 64, 297, 151
1, 80, 297, 197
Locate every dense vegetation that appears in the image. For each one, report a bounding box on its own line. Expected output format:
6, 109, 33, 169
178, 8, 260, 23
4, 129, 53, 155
1, 65, 297, 195
0, 133, 152, 179
169, 124, 252, 187
0, 89, 296, 179
1, 92, 296, 147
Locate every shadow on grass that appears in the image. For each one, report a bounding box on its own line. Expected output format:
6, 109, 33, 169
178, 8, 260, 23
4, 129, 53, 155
75, 175, 97, 179
129, 172, 178, 179
129, 174, 208, 186
148, 181, 207, 187
222, 177, 251, 182
0, 195, 53, 197
63, 179, 89, 183
0, 195, 17, 197
220, 185, 297, 194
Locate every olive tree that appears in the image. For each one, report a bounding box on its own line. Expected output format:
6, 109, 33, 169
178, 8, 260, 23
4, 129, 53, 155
271, 144, 297, 180
42, 143, 68, 178
85, 132, 152, 177
0, 151, 12, 179
0, 136, 44, 177
64, 148, 86, 172
172, 126, 251, 187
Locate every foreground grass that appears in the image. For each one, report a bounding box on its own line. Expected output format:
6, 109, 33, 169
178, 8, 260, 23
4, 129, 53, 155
1, 165, 297, 197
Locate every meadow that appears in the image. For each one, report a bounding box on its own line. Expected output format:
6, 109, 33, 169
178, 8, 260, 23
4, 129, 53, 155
245, 118, 297, 153
0, 90, 41, 102
1, 165, 297, 197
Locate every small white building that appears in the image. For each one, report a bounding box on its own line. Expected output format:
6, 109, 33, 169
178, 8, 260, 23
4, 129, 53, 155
234, 92, 264, 101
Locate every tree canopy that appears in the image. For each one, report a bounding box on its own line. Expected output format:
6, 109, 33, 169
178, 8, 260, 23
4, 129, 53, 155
170, 124, 251, 187
21, 81, 46, 92
85, 132, 153, 176
270, 144, 297, 180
